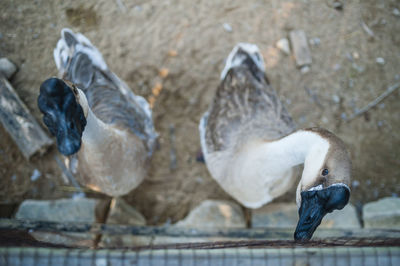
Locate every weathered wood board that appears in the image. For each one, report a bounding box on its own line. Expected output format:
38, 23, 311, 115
289, 30, 312, 67
0, 74, 53, 159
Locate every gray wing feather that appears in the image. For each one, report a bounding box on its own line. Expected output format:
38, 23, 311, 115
61, 38, 157, 156
204, 66, 295, 153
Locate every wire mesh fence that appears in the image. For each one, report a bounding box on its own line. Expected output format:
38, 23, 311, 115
1, 218, 399, 265
1, 246, 399, 266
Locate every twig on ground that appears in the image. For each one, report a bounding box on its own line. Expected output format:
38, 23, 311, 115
304, 86, 323, 108
54, 154, 86, 198
361, 20, 375, 40
169, 124, 177, 171
346, 83, 400, 122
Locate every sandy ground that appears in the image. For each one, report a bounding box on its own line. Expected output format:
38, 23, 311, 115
0, 0, 399, 224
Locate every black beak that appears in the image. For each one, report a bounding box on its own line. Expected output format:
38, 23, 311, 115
294, 185, 350, 241
38, 78, 86, 156
56, 125, 83, 156
294, 191, 326, 241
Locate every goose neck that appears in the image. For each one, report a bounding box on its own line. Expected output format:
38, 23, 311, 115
265, 129, 330, 169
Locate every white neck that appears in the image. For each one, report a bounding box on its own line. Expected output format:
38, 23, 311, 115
73, 89, 148, 196
205, 130, 331, 209
81, 108, 113, 145
265, 130, 329, 170
76, 89, 116, 151
264, 130, 330, 208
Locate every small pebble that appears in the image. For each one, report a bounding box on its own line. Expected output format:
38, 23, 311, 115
11, 174, 17, 181
196, 177, 204, 184
30, 169, 41, 182
276, 38, 290, 55
134, 5, 142, 12
352, 180, 360, 188
345, 52, 353, 62
349, 79, 354, 88
349, 99, 356, 108
0, 58, 18, 79
298, 116, 307, 123
332, 0, 343, 10
309, 37, 321, 46
333, 63, 341, 71
393, 8, 400, 17
332, 94, 340, 103
377, 121, 383, 127
352, 63, 365, 73
223, 23, 233, 33
376, 57, 385, 65
341, 113, 347, 120
352, 51, 359, 60
366, 180, 371, 185
300, 65, 310, 74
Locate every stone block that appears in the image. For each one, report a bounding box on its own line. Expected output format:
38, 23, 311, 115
363, 197, 400, 229
174, 200, 246, 229
252, 203, 360, 229
99, 197, 146, 248
321, 204, 361, 229
252, 203, 298, 228
15, 198, 109, 247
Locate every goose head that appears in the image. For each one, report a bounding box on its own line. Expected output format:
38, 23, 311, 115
38, 78, 87, 156
294, 128, 351, 241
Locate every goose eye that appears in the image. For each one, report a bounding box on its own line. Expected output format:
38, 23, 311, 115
322, 169, 329, 176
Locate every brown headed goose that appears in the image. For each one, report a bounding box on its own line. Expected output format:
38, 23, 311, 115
38, 29, 157, 197
200, 43, 351, 240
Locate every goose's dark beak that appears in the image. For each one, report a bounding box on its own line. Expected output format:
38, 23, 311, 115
294, 191, 326, 241
38, 78, 87, 156
294, 184, 350, 241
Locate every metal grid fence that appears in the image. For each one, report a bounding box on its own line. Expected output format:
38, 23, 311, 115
1, 246, 400, 266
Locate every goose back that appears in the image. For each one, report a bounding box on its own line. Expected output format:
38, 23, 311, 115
202, 65, 295, 156
57, 30, 157, 156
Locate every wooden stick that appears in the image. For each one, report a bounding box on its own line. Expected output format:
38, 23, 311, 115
346, 82, 400, 121
1, 218, 400, 240
0, 74, 53, 159
53, 154, 86, 197
361, 20, 375, 40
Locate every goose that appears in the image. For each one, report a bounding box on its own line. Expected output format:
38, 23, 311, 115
199, 43, 351, 240
37, 29, 157, 197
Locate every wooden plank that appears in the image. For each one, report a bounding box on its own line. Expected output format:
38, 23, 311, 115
1, 219, 400, 240
289, 30, 312, 67
0, 74, 53, 159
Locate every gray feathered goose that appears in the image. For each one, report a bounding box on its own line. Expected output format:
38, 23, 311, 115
200, 43, 351, 240
38, 28, 157, 196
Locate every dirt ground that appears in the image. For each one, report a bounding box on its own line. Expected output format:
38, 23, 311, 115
0, 0, 399, 225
